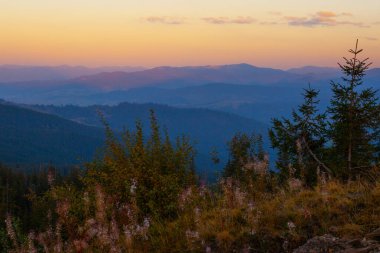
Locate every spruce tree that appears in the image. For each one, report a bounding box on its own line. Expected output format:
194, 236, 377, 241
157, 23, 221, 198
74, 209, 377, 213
223, 132, 265, 183
269, 86, 328, 186
327, 40, 380, 179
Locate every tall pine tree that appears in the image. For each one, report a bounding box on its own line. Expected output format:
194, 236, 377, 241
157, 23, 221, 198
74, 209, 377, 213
270, 86, 328, 186
327, 40, 380, 179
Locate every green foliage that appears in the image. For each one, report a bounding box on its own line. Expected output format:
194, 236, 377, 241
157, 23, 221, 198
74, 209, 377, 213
328, 41, 380, 179
224, 133, 265, 176
84, 110, 196, 219
269, 86, 327, 186
270, 41, 380, 184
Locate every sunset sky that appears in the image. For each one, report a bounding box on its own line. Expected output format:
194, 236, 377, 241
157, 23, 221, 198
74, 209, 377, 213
1, 0, 379, 68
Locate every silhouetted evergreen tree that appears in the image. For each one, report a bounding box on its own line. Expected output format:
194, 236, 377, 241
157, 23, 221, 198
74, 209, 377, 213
269, 86, 328, 186
327, 40, 380, 179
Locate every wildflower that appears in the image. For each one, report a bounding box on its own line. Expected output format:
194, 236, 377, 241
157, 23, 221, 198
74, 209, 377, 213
282, 240, 289, 251
54, 223, 63, 253
179, 187, 193, 209
247, 201, 255, 211
243, 155, 269, 175
124, 227, 133, 249
234, 187, 246, 206
5, 215, 18, 249
287, 221, 296, 230
73, 239, 89, 252
130, 179, 137, 195
26, 232, 37, 253
194, 207, 201, 223
143, 217, 150, 229
85, 219, 98, 239
47, 168, 55, 186
56, 200, 70, 220
303, 208, 312, 219
110, 217, 120, 241
185, 230, 200, 240
95, 185, 106, 222
83, 192, 90, 208
199, 182, 207, 198
288, 178, 302, 191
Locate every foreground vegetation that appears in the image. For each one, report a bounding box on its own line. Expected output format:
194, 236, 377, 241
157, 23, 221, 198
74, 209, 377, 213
2, 164, 380, 252
1, 42, 380, 252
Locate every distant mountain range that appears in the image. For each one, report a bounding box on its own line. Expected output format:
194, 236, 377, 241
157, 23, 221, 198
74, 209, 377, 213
73, 63, 304, 90
0, 65, 145, 82
0, 64, 339, 90
1, 63, 378, 124
1, 64, 378, 90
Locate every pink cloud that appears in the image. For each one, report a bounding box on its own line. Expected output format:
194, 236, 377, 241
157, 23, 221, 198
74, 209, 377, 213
285, 11, 367, 27
202, 16, 256, 25
143, 16, 186, 25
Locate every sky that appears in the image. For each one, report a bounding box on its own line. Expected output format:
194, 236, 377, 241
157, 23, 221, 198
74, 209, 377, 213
0, 0, 379, 69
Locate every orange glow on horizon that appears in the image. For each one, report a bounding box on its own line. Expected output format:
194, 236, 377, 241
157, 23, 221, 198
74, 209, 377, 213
0, 0, 379, 69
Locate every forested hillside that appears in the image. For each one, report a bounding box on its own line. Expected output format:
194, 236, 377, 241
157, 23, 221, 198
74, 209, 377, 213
0, 101, 268, 173
0, 103, 104, 165
30, 102, 269, 170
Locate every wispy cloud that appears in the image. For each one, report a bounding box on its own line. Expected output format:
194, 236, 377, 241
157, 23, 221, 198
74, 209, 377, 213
341, 12, 353, 17
143, 16, 186, 25
365, 37, 378, 41
202, 16, 256, 25
285, 11, 367, 27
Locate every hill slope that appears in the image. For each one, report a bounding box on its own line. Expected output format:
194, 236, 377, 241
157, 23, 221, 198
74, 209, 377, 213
31, 103, 270, 172
0, 103, 104, 165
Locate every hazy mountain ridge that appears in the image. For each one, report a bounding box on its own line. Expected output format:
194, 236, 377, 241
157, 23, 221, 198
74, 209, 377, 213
0, 63, 310, 90
0, 65, 145, 83
72, 63, 304, 90
0, 63, 344, 106
0, 64, 378, 125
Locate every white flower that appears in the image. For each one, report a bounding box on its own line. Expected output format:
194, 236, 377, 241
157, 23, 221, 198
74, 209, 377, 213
130, 179, 137, 194
287, 221, 296, 230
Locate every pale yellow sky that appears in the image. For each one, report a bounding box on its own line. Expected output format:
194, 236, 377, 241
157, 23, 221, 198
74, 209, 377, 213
0, 0, 379, 68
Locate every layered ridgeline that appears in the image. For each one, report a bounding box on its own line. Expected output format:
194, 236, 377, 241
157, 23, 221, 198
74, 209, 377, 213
1, 64, 379, 124
0, 65, 145, 82
30, 103, 269, 172
0, 101, 104, 165
0, 101, 268, 174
